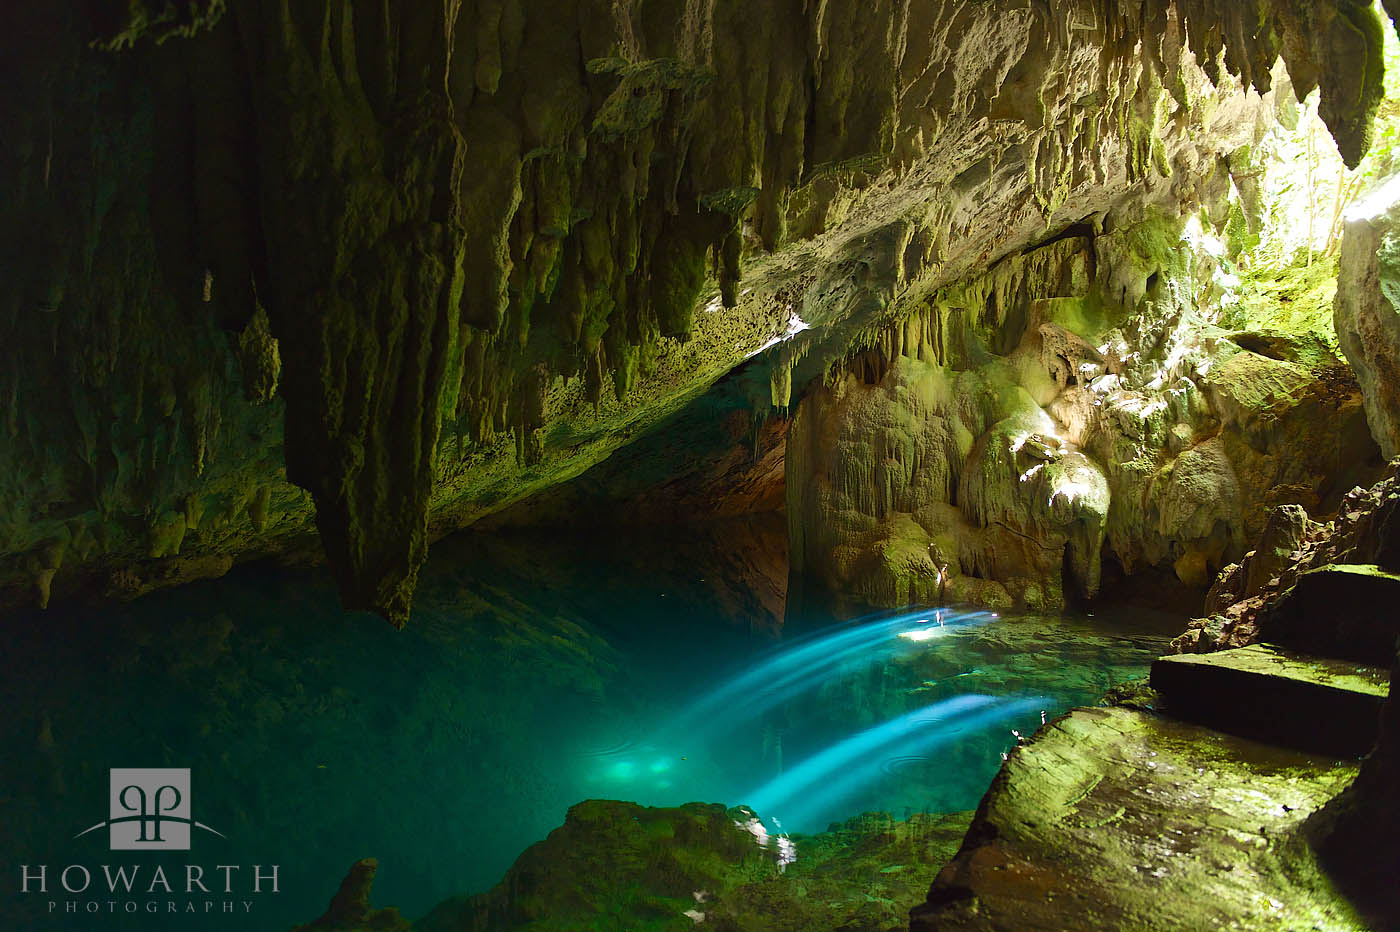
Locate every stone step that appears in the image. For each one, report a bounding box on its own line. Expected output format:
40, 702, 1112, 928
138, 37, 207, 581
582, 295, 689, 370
1263, 564, 1400, 668
1151, 643, 1389, 757
913, 705, 1365, 931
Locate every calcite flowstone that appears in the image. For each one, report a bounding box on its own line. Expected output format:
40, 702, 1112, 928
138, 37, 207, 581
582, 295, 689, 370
787, 213, 1376, 614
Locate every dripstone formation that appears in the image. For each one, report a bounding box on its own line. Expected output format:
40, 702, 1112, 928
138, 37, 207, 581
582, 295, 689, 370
1, 1, 1393, 622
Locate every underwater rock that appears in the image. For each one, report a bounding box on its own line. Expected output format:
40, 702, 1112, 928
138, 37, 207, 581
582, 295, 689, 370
414, 799, 969, 932
291, 858, 412, 932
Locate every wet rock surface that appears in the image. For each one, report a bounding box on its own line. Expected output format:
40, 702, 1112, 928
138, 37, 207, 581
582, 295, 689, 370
912, 706, 1366, 932
1163, 457, 1400, 929
1151, 643, 1389, 756
1311, 640, 1400, 928
414, 801, 971, 932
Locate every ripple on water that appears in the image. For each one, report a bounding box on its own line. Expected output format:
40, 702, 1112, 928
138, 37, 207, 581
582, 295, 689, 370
880, 754, 932, 776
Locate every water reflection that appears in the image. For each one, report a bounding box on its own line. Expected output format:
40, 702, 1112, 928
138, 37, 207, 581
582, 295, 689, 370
0, 519, 1176, 930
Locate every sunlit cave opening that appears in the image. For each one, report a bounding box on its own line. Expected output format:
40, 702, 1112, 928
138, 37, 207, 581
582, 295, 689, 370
3, 2, 1400, 931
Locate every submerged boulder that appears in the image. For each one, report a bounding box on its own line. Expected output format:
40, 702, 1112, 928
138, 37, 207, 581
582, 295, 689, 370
411, 800, 969, 932
292, 859, 412, 932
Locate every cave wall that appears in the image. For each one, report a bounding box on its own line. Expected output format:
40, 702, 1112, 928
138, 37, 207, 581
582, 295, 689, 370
786, 207, 1378, 612
1337, 187, 1400, 461
0, 0, 1392, 622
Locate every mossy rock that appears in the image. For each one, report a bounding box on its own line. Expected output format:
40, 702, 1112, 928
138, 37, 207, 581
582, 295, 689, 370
417, 800, 971, 932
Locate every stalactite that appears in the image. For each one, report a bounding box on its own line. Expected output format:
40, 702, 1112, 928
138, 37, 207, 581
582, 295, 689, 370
0, 0, 1393, 620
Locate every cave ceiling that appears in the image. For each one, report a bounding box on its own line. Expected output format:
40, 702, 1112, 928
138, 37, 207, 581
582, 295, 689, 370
0, 0, 1394, 623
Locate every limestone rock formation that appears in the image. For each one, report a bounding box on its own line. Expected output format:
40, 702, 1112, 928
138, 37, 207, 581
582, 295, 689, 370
1175, 459, 1400, 653
292, 858, 412, 932
1311, 640, 1400, 926
910, 705, 1366, 931
1169, 458, 1400, 927
1336, 189, 1400, 460
1, 0, 1395, 622
787, 213, 1377, 613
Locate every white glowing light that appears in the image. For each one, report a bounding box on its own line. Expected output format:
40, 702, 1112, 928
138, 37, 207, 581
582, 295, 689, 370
899, 627, 944, 642
746, 311, 811, 358
1181, 214, 1227, 258
1049, 480, 1094, 507
775, 835, 797, 871
733, 813, 796, 872
1345, 173, 1400, 223
735, 814, 769, 846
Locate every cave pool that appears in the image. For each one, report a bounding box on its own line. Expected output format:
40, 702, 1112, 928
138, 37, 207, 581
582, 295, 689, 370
0, 518, 1183, 929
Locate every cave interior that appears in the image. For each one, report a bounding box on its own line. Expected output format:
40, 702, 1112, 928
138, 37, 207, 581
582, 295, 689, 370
2, 1, 1400, 930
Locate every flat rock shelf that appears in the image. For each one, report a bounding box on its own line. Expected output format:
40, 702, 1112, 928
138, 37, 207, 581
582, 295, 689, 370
1151, 643, 1390, 756
913, 705, 1366, 932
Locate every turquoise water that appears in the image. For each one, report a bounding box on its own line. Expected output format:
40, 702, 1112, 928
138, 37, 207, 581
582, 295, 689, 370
0, 521, 1179, 929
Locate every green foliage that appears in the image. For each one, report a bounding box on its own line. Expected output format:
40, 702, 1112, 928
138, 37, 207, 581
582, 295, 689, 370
1222, 254, 1342, 351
